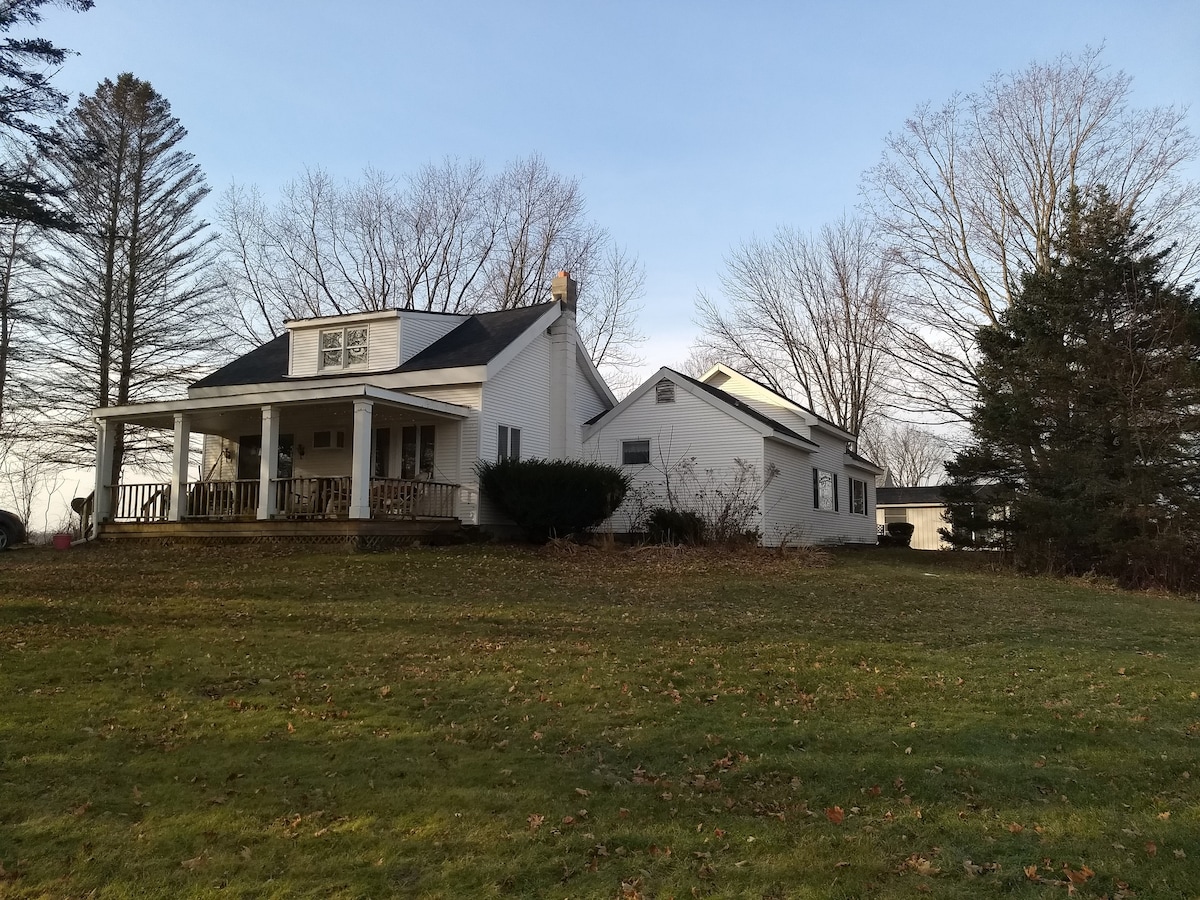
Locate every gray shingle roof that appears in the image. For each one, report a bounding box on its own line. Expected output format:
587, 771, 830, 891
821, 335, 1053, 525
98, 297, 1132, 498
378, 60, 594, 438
877, 486, 947, 506
190, 303, 558, 389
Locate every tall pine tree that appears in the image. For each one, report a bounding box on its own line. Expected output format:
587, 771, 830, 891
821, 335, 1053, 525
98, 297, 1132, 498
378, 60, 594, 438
942, 188, 1200, 589
38, 74, 219, 482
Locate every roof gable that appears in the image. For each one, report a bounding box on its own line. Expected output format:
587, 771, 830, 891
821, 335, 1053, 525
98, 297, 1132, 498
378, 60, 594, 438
585, 366, 817, 448
190, 302, 560, 391
700, 364, 854, 440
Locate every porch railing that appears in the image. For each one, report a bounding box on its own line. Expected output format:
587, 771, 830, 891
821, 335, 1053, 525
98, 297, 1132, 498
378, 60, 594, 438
106, 476, 458, 523
369, 477, 458, 520
187, 479, 260, 519
272, 476, 351, 518
111, 482, 171, 522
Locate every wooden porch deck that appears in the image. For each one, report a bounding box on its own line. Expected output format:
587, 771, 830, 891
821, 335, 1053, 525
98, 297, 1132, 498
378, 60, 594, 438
97, 517, 467, 546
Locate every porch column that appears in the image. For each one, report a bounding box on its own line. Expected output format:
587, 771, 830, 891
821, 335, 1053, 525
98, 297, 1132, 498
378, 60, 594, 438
349, 399, 373, 519
93, 418, 115, 528
257, 405, 280, 520
167, 413, 191, 522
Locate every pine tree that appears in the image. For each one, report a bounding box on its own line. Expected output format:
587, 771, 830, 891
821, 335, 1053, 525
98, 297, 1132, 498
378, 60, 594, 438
37, 74, 219, 482
942, 188, 1200, 589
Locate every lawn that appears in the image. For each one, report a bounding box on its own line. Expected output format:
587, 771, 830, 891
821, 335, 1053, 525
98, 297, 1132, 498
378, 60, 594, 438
0, 543, 1197, 899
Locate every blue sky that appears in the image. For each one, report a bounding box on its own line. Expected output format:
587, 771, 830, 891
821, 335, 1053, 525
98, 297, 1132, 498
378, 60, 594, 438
37, 0, 1200, 380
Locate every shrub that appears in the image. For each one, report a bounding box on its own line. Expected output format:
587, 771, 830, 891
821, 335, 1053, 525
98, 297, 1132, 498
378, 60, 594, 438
886, 522, 915, 547
476, 458, 631, 543
646, 507, 706, 545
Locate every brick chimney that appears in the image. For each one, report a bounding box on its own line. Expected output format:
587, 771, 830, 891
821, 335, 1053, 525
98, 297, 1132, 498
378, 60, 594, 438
548, 270, 580, 459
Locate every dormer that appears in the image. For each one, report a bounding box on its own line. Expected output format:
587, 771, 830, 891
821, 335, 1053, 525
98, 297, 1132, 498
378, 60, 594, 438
284, 309, 466, 378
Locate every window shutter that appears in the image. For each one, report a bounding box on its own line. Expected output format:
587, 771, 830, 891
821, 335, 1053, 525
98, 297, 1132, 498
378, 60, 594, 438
497, 425, 508, 461
834, 474, 840, 511
812, 468, 819, 508
511, 428, 521, 460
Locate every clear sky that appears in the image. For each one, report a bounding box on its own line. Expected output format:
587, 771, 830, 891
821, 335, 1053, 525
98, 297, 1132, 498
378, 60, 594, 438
35, 0, 1200, 381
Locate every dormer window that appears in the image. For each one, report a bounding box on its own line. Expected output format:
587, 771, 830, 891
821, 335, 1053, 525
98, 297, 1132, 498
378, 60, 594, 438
320, 326, 369, 370
655, 380, 675, 403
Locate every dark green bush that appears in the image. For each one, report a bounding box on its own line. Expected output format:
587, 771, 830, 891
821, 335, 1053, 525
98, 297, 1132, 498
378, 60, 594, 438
646, 507, 706, 545
886, 522, 915, 547
476, 457, 631, 542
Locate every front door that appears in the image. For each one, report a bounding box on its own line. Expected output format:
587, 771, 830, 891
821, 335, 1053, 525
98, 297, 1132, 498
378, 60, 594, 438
400, 425, 435, 479
237, 434, 293, 480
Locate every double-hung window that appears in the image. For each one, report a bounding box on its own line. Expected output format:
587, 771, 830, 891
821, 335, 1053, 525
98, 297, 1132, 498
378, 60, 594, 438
850, 477, 867, 515
320, 325, 369, 370
497, 425, 521, 461
813, 468, 838, 511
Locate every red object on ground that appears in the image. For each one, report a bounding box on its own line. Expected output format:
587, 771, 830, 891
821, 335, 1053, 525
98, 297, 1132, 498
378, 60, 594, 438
52, 533, 72, 550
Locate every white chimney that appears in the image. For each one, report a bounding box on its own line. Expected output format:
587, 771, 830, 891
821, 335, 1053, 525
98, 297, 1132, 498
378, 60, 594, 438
548, 270, 579, 459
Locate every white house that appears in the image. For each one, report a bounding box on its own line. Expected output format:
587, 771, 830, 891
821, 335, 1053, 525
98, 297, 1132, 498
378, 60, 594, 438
583, 365, 882, 545
87, 272, 615, 539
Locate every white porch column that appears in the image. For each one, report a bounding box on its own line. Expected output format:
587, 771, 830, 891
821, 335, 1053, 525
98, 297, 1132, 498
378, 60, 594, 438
93, 418, 116, 528
349, 399, 373, 519
167, 413, 191, 522
257, 405, 280, 520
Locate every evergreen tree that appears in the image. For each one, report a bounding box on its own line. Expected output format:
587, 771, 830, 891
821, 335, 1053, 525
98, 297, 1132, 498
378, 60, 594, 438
38, 73, 219, 482
0, 0, 94, 228
942, 189, 1200, 589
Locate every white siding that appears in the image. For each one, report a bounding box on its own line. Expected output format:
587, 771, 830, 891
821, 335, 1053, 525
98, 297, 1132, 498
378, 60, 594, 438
704, 370, 814, 439
760, 442, 876, 545
575, 356, 609, 425
399, 312, 466, 364
586, 384, 765, 534
876, 504, 947, 550
477, 332, 553, 525
406, 384, 483, 525
288, 318, 400, 377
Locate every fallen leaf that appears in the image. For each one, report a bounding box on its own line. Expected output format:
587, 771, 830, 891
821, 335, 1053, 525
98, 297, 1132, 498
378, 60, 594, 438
527, 813, 544, 832
1156, 811, 1171, 820
835, 861, 850, 868
1063, 863, 1095, 885
286, 721, 295, 734
1145, 842, 1157, 857
71, 802, 91, 817
1024, 864, 1040, 881
1008, 823, 1024, 834
1174, 848, 1186, 859
180, 855, 205, 870
575, 787, 591, 797
825, 806, 845, 825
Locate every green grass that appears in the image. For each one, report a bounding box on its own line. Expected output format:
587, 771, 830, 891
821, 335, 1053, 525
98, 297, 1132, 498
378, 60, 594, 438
1, 543, 1198, 899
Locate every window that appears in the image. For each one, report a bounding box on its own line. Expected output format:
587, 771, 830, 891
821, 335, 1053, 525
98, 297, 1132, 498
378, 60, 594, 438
622, 439, 650, 465
319, 325, 369, 369
402, 425, 436, 478
850, 478, 867, 516
884, 507, 908, 525
311, 430, 345, 450
812, 468, 838, 511
497, 425, 521, 461
655, 380, 675, 403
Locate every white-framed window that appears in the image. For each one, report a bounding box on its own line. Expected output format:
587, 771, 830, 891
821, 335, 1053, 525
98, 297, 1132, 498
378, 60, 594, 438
812, 468, 838, 511
850, 477, 868, 515
497, 425, 521, 461
319, 325, 369, 370
655, 380, 675, 403
312, 430, 345, 450
622, 439, 650, 465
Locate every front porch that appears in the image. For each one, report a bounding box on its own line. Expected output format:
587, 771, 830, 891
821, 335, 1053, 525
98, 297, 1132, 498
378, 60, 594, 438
90, 383, 478, 540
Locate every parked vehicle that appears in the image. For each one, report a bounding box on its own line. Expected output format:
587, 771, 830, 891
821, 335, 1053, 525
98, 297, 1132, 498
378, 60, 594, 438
0, 509, 27, 550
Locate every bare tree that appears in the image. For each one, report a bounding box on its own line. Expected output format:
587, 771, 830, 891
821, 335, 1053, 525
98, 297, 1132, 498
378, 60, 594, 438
216, 154, 646, 379
858, 421, 949, 486
694, 216, 893, 436
862, 47, 1200, 421
37, 74, 219, 481
575, 243, 645, 393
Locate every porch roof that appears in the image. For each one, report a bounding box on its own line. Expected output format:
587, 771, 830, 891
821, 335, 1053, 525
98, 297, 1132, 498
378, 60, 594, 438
92, 383, 471, 430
